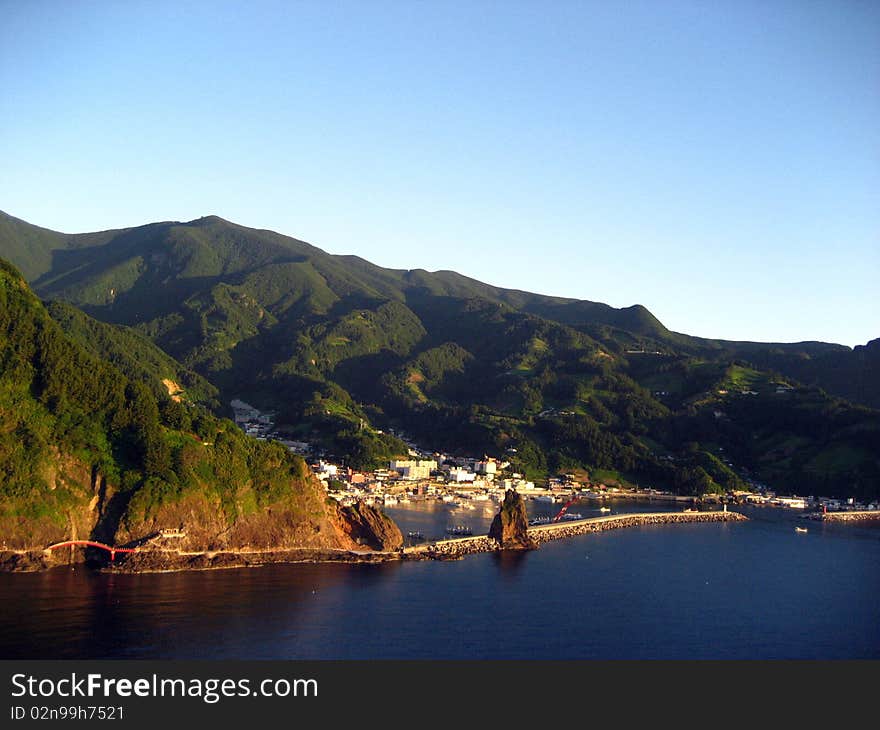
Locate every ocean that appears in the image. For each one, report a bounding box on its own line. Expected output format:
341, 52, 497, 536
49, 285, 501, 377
1, 500, 877, 659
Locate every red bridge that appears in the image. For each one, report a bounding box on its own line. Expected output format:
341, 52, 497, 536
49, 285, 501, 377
45, 540, 139, 562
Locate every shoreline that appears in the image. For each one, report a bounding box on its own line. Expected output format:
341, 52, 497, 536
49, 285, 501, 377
2, 510, 749, 573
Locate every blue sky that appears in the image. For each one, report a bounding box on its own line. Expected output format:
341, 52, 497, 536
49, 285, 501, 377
1, 0, 877, 347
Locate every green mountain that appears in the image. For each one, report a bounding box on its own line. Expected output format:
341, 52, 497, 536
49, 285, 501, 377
44, 299, 220, 408
0, 258, 400, 568
1, 210, 878, 500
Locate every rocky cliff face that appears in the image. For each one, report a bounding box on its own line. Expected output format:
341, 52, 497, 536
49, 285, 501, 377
488, 489, 536, 550
332, 500, 404, 551
112, 473, 404, 554
0, 467, 404, 571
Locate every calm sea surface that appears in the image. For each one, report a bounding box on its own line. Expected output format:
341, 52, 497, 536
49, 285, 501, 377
1, 500, 878, 659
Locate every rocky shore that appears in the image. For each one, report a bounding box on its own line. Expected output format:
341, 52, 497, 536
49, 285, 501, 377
0, 546, 403, 573
1, 509, 750, 572
107, 547, 401, 573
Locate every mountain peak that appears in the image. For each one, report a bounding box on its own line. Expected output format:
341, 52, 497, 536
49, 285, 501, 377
187, 215, 231, 227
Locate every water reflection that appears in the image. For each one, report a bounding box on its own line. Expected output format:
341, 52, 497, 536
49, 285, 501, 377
1, 561, 369, 659
491, 549, 530, 578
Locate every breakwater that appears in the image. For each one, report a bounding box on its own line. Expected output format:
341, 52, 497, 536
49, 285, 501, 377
405, 536, 499, 560
820, 510, 880, 523
404, 510, 748, 560
528, 510, 747, 545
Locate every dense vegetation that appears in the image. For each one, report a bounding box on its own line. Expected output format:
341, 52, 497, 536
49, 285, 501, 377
0, 259, 337, 547
1, 210, 878, 499
45, 300, 219, 407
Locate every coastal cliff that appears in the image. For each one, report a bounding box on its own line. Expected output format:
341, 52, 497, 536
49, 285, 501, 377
0, 260, 403, 572
0, 486, 404, 573
334, 499, 403, 551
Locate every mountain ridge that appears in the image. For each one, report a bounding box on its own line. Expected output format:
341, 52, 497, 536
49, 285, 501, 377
1, 210, 877, 500
1, 208, 863, 350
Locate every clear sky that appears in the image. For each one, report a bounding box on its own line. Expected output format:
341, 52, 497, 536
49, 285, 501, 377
1, 0, 877, 347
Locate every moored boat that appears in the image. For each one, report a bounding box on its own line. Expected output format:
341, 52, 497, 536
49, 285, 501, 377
445, 525, 473, 536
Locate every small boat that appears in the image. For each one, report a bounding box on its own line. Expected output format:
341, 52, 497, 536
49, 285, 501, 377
407, 531, 425, 540
598, 507, 611, 513
445, 525, 473, 536
529, 516, 551, 526
795, 527, 808, 533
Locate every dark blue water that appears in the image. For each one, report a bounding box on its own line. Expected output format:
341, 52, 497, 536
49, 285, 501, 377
1, 502, 878, 659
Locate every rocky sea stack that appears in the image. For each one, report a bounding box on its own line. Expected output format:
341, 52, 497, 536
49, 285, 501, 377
488, 489, 537, 550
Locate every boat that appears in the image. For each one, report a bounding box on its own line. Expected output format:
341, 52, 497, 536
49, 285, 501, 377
529, 516, 551, 526
445, 525, 473, 536
598, 507, 611, 513
561, 512, 584, 521
795, 527, 808, 533
407, 531, 425, 540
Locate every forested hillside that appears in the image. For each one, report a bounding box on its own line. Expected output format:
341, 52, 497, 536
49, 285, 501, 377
0, 258, 399, 560
1, 211, 878, 500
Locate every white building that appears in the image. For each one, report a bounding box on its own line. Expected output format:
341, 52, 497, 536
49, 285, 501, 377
390, 459, 437, 480
474, 459, 498, 477
401, 464, 431, 480
448, 467, 476, 483
316, 461, 338, 478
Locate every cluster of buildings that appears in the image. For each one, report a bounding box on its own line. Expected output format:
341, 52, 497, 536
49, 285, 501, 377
230, 399, 313, 454
314, 452, 544, 507
229, 399, 877, 516
230, 399, 275, 439
731, 488, 879, 512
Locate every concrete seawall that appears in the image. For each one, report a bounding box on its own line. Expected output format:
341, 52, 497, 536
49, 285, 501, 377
404, 510, 748, 560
